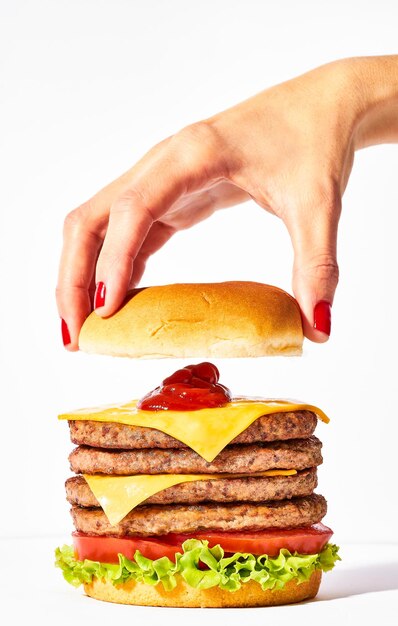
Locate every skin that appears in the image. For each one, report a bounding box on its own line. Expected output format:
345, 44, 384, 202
56, 56, 398, 349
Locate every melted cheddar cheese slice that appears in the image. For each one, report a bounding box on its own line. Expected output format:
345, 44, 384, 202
59, 399, 329, 462
84, 470, 297, 526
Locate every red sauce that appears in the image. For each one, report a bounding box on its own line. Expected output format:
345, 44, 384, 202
137, 362, 232, 411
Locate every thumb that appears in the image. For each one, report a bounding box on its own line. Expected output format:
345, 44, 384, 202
283, 200, 340, 343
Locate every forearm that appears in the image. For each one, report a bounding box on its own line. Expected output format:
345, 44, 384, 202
351, 55, 398, 148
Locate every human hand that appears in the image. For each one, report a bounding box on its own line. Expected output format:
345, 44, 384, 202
57, 55, 398, 349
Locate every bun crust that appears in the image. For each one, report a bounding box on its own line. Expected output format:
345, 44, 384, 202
84, 571, 321, 607
79, 281, 303, 358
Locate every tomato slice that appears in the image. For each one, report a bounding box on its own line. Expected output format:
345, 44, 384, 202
164, 523, 333, 557
73, 524, 333, 564
72, 532, 182, 564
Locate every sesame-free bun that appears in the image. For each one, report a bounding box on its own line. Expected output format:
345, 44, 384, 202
84, 571, 321, 607
79, 281, 303, 358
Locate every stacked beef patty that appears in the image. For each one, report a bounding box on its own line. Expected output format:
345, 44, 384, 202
66, 409, 327, 537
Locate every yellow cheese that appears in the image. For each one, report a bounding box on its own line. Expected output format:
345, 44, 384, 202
84, 470, 297, 526
59, 398, 329, 462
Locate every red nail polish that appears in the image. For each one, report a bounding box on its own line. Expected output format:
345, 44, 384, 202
94, 282, 106, 308
313, 301, 332, 336
61, 318, 71, 346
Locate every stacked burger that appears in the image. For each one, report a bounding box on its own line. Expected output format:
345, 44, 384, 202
55, 283, 339, 608
57, 362, 339, 607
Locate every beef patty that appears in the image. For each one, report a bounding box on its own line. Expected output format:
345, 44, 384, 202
66, 468, 317, 507
69, 436, 322, 475
71, 493, 327, 536
68, 411, 317, 449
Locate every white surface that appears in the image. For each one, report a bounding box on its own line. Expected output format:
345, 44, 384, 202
1, 0, 398, 545
1, 537, 397, 624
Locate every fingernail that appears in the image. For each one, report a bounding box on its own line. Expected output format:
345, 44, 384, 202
94, 282, 106, 309
61, 318, 71, 346
313, 301, 332, 336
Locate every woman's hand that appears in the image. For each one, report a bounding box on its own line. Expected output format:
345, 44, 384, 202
57, 56, 398, 349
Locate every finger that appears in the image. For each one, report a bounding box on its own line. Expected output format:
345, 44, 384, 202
94, 140, 208, 317
56, 207, 104, 350
56, 142, 172, 348
56, 177, 138, 349
283, 195, 341, 343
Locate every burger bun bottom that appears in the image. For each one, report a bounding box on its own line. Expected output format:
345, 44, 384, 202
84, 570, 322, 607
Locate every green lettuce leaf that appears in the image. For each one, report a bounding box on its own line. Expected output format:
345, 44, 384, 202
55, 540, 340, 593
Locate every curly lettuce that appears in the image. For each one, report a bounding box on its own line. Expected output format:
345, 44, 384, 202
55, 539, 340, 593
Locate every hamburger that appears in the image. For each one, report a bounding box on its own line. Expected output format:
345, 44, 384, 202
55, 283, 340, 607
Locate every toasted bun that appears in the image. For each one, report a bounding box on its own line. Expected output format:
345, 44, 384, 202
79, 281, 303, 358
84, 571, 321, 607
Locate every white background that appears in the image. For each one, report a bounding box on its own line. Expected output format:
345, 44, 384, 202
1, 0, 397, 620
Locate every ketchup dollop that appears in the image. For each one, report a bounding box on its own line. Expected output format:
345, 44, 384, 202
137, 362, 232, 411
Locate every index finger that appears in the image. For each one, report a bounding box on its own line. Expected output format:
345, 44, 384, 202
56, 167, 139, 349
